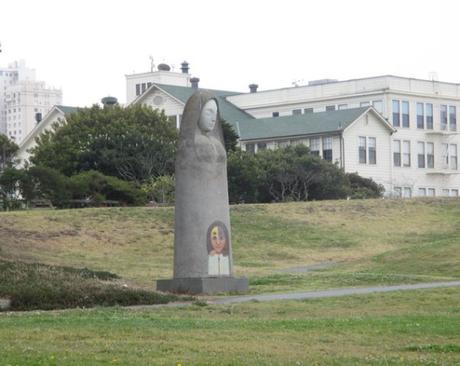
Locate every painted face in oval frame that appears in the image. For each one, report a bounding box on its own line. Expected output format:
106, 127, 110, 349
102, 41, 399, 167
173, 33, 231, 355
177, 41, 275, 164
210, 225, 226, 254
199, 99, 218, 132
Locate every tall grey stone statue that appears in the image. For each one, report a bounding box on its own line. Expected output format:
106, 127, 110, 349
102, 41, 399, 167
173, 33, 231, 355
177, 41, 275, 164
157, 91, 248, 294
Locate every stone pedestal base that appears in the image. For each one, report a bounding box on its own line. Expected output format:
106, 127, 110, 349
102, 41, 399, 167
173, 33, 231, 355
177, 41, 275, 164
156, 277, 249, 295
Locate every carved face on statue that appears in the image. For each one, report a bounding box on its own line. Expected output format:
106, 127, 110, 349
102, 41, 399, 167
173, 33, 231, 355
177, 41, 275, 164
199, 99, 218, 132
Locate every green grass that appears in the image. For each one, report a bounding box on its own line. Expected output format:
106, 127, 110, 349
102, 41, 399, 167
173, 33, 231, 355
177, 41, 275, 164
0, 198, 459, 297
0, 288, 458, 365
1, 199, 460, 364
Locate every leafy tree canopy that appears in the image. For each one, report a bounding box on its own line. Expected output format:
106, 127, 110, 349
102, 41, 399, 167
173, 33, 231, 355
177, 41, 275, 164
30, 104, 178, 184
0, 134, 19, 172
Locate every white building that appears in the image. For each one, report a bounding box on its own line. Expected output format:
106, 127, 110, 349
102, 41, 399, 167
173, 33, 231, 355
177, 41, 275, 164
16, 105, 77, 167
129, 68, 459, 198
227, 76, 460, 198
16, 64, 459, 198
0, 60, 62, 143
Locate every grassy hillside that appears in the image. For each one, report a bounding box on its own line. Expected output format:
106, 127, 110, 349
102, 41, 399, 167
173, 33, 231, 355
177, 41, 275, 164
1, 198, 459, 364
0, 198, 459, 294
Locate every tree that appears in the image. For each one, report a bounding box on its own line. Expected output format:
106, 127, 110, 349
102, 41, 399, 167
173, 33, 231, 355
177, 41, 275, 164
30, 104, 178, 184
221, 119, 239, 153
0, 135, 19, 172
227, 150, 266, 203
141, 175, 175, 204
258, 145, 326, 202
0, 167, 25, 210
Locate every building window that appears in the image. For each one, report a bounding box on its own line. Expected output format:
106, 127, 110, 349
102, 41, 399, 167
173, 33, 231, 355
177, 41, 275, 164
442, 143, 449, 168
322, 137, 333, 161
450, 144, 458, 170
360, 101, 370, 107
135, 84, 141, 96
141, 83, 147, 93
147, 82, 152, 88
257, 142, 267, 151
441, 105, 448, 130
372, 100, 383, 113
359, 136, 367, 164
292, 109, 302, 115
402, 101, 409, 128
442, 189, 450, 196
245, 143, 255, 154
451, 189, 459, 197
427, 188, 435, 197
403, 140, 411, 167
418, 188, 426, 197
304, 108, 313, 114
416, 103, 424, 129
449, 106, 457, 131
403, 187, 412, 198
417, 142, 426, 168
338, 104, 347, 110
326, 105, 335, 111
310, 137, 320, 156
368, 137, 376, 164
392, 100, 400, 127
426, 103, 433, 129
272, 112, 279, 117
427, 142, 434, 168
394, 187, 402, 198
393, 140, 401, 167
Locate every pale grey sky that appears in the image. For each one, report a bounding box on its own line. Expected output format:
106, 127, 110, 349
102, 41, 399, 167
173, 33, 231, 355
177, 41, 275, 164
1, 0, 458, 107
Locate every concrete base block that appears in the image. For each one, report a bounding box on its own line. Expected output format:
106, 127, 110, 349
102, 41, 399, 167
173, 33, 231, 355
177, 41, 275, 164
156, 277, 249, 295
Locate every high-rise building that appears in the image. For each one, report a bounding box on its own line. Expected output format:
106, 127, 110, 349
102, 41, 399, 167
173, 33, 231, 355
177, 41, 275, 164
0, 60, 62, 143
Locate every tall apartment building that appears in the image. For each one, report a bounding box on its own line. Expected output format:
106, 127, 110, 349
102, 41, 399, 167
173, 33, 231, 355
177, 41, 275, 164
0, 60, 62, 143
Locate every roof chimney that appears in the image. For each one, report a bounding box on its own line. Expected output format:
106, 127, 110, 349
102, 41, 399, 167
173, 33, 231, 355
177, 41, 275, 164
249, 84, 258, 93
181, 61, 189, 74
35, 112, 42, 124
190, 77, 200, 89
101, 96, 118, 108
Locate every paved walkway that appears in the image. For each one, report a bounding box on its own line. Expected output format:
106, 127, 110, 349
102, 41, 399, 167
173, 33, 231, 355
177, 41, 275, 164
210, 280, 460, 305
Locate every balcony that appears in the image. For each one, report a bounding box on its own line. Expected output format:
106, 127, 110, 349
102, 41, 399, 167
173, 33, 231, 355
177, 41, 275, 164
425, 129, 459, 136
426, 169, 459, 175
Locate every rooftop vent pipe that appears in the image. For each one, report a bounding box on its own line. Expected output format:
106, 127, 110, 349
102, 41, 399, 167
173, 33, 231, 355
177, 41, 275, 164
249, 84, 258, 93
190, 77, 200, 89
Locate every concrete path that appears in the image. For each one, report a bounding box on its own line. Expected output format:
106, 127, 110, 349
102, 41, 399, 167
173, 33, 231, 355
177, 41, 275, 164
210, 280, 460, 305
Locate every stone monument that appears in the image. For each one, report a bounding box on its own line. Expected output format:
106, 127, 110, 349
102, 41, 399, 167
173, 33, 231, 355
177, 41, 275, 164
156, 91, 248, 294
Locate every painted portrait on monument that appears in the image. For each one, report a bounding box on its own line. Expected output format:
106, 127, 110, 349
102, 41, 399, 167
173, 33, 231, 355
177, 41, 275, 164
207, 221, 230, 276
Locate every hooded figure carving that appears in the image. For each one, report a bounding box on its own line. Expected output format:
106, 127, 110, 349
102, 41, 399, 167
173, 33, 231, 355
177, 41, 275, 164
173, 91, 233, 278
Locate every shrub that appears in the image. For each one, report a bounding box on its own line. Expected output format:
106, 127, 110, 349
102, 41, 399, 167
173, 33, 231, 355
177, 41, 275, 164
0, 260, 179, 311
347, 172, 384, 199
69, 170, 147, 206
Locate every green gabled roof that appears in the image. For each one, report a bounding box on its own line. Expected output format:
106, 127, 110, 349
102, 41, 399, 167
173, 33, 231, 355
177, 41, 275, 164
56, 105, 78, 114
237, 107, 371, 141
154, 84, 254, 128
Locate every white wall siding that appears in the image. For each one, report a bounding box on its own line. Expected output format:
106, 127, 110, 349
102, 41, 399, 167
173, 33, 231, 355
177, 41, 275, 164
343, 113, 393, 191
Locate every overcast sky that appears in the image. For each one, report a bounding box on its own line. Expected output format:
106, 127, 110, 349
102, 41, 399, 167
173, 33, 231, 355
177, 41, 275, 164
1, 0, 458, 107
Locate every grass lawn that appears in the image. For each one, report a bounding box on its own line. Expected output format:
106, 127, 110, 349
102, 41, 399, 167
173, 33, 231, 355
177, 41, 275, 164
0, 288, 459, 365
0, 198, 459, 364
0, 198, 459, 294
